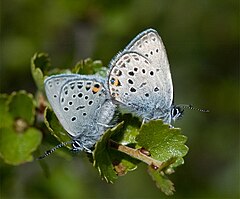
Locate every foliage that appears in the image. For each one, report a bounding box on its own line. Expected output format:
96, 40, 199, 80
0, 91, 42, 165
1, 1, 238, 198
0, 53, 189, 195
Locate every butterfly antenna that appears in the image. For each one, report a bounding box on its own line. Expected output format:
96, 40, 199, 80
179, 104, 209, 113
36, 141, 73, 160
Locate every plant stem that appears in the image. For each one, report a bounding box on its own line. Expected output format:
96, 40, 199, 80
109, 140, 172, 170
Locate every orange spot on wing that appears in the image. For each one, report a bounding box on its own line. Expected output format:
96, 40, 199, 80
114, 78, 120, 86
92, 84, 101, 94
110, 77, 121, 87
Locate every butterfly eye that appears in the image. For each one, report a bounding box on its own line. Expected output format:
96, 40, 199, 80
171, 108, 179, 118
171, 107, 184, 121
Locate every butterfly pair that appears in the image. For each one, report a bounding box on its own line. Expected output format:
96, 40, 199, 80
41, 29, 195, 158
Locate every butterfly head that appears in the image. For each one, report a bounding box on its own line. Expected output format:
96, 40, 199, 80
171, 104, 209, 122
36, 138, 94, 160
171, 105, 184, 122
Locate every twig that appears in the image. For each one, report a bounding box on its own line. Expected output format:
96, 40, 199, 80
109, 140, 174, 170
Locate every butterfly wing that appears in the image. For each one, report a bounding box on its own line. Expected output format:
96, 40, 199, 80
45, 74, 114, 140
125, 29, 173, 109
108, 29, 173, 121
44, 74, 80, 121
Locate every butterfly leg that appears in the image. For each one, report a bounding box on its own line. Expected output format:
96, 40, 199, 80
83, 146, 93, 153
97, 122, 115, 128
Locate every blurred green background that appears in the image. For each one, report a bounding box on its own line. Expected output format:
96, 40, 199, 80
1, 0, 239, 198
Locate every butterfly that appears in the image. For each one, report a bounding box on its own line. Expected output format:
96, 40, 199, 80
108, 28, 207, 125
39, 74, 116, 159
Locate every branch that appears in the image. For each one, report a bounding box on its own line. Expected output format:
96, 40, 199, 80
109, 140, 175, 170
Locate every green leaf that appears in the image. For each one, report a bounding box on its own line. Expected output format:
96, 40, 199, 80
148, 166, 175, 196
0, 94, 13, 128
164, 157, 185, 175
109, 149, 140, 176
171, 157, 185, 168
8, 91, 36, 125
95, 67, 109, 78
0, 94, 8, 111
75, 58, 106, 76
93, 122, 124, 183
136, 120, 188, 163
44, 107, 71, 148
31, 52, 50, 90
93, 121, 140, 182
0, 127, 42, 165
71, 61, 82, 74
111, 114, 141, 146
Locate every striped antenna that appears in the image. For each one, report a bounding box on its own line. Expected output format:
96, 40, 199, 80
37, 140, 73, 160
178, 104, 209, 113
